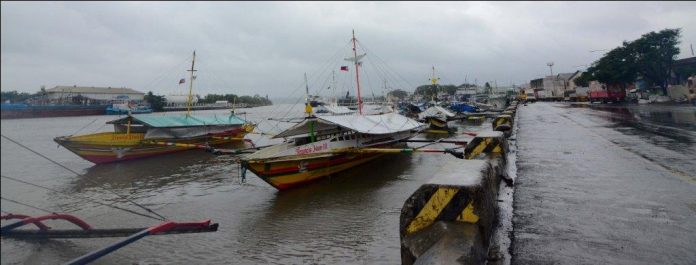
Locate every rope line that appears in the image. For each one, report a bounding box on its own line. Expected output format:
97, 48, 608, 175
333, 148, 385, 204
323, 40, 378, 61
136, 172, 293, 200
1, 175, 164, 221
69, 118, 99, 137
1, 196, 56, 214
1, 134, 167, 221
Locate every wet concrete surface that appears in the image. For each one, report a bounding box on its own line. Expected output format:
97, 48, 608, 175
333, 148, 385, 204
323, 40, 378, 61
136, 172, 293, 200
512, 102, 696, 264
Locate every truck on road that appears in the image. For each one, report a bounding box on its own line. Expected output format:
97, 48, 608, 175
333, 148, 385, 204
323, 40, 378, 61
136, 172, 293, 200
589, 81, 625, 103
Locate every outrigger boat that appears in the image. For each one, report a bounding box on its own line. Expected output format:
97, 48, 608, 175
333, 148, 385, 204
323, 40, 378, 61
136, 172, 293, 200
242, 113, 424, 190
418, 105, 456, 131
55, 114, 253, 164
241, 31, 426, 190
54, 51, 254, 164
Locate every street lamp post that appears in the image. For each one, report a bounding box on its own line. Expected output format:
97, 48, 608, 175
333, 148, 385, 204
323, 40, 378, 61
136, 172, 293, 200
547, 62, 555, 97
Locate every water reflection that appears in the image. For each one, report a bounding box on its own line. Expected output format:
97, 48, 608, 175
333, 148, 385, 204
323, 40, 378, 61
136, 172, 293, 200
71, 142, 249, 194
566, 103, 696, 130
230, 154, 413, 264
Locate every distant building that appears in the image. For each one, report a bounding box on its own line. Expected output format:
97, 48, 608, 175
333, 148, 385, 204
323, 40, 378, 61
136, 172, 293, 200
541, 72, 581, 98
530, 78, 546, 98
45, 86, 145, 101
455, 86, 478, 101
670, 57, 696, 86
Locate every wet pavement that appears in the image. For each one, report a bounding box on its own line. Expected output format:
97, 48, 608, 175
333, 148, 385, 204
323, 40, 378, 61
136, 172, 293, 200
512, 102, 696, 264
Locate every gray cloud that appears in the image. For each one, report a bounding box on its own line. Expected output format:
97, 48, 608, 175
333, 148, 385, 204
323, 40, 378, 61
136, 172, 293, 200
2, 1, 695, 100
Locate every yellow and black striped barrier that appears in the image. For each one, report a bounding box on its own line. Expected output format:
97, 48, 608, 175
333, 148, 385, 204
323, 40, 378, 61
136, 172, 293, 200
399, 158, 506, 264
466, 116, 485, 124
492, 114, 513, 136
464, 131, 507, 160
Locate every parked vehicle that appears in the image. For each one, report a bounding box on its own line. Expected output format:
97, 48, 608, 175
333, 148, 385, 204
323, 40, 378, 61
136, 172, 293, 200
589, 82, 625, 103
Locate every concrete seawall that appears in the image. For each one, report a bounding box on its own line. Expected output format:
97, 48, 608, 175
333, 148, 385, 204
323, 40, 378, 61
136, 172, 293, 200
399, 102, 518, 265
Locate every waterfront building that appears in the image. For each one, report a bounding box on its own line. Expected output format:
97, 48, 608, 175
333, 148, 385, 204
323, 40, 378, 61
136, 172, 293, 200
45, 86, 145, 101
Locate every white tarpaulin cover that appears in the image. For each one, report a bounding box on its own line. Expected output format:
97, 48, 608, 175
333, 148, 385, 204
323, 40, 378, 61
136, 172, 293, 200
274, 113, 425, 138
315, 105, 355, 115
418, 106, 456, 120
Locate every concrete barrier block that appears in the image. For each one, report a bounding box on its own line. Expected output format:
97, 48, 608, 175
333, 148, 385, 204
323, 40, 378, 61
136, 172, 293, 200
492, 115, 513, 137
399, 158, 505, 265
402, 222, 485, 265
466, 116, 485, 124
464, 131, 508, 160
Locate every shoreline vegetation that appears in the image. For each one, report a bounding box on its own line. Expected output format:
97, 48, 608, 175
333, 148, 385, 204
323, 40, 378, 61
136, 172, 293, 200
1, 90, 273, 112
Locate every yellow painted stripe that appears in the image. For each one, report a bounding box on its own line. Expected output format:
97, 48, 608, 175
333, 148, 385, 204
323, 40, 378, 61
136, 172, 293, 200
456, 200, 480, 223
406, 187, 459, 234
268, 155, 381, 187
425, 129, 451, 134
466, 140, 488, 159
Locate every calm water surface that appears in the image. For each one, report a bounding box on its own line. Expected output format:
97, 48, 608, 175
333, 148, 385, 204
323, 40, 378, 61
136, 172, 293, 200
1, 104, 485, 264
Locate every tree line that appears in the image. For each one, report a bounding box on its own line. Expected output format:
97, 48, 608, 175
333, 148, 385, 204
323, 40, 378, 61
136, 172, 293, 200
575, 28, 689, 95
197, 94, 273, 106
1, 90, 36, 103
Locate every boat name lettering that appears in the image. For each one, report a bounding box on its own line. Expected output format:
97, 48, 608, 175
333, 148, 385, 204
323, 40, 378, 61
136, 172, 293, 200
295, 142, 328, 155
111, 134, 143, 141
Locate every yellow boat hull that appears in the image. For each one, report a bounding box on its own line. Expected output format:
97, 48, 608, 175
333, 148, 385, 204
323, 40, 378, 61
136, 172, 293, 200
55, 128, 250, 164
244, 153, 383, 190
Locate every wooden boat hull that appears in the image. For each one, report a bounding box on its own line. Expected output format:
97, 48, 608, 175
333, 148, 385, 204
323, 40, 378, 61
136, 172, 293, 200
244, 153, 384, 190
55, 128, 249, 164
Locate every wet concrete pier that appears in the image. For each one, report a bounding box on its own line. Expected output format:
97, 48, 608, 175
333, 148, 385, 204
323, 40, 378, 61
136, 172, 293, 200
512, 102, 696, 264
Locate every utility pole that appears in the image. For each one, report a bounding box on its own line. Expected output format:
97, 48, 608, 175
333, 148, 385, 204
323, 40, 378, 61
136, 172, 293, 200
691, 43, 694, 56
547, 62, 554, 76
547, 62, 555, 97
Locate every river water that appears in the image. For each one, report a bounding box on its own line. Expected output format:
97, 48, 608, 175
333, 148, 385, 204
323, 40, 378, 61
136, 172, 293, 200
1, 104, 488, 264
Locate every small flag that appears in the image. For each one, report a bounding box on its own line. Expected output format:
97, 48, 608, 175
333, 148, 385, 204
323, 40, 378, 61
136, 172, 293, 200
192, 75, 197, 80
340, 66, 349, 71
179, 78, 185, 84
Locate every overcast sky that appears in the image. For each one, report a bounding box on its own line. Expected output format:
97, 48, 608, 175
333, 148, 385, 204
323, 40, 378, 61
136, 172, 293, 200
2, 1, 695, 100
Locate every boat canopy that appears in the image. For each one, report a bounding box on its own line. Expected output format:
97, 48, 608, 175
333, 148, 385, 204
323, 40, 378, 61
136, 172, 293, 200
107, 114, 246, 128
418, 106, 456, 120
274, 113, 425, 138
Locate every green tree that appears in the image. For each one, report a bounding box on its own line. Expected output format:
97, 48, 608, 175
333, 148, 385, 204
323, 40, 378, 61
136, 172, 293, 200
414, 85, 436, 98
440, 85, 457, 95
583, 28, 681, 95
574, 72, 593, 87
387, 89, 409, 100
1, 90, 33, 103
144, 91, 166, 112
628, 28, 681, 94
587, 45, 637, 87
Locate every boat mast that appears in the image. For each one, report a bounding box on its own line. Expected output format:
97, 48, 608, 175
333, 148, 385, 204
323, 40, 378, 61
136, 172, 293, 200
304, 73, 312, 117
431, 66, 439, 103
352, 30, 363, 115
186, 51, 197, 116
305, 73, 316, 142
332, 70, 337, 106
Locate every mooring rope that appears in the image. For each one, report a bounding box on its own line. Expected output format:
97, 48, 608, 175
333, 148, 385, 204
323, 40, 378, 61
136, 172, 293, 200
1, 175, 164, 221
1, 196, 56, 214
1, 134, 167, 221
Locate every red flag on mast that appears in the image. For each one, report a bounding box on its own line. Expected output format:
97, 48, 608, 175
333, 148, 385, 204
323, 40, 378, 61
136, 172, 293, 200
340, 66, 349, 71
179, 78, 185, 84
